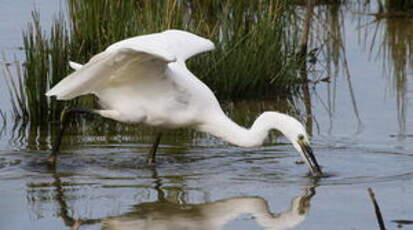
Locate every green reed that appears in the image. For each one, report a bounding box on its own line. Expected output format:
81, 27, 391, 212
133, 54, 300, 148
4, 0, 304, 124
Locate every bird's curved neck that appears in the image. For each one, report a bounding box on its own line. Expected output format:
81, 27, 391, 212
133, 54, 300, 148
198, 111, 292, 147
200, 197, 306, 229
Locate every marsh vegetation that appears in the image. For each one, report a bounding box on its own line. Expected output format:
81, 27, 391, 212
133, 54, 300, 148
3, 0, 309, 126
2, 0, 413, 147
1, 1, 413, 228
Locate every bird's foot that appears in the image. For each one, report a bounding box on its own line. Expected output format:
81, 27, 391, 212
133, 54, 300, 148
46, 154, 57, 168
146, 158, 156, 167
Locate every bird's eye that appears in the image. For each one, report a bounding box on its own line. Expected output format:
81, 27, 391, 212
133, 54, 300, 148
298, 134, 305, 141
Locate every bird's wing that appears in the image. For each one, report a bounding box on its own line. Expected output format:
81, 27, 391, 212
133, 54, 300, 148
45, 47, 176, 100
46, 30, 214, 101
107, 30, 215, 62
161, 30, 215, 61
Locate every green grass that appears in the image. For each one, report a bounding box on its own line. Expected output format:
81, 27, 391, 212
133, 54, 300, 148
4, 0, 305, 124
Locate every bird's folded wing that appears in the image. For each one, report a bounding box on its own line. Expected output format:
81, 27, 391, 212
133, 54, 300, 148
45, 47, 176, 100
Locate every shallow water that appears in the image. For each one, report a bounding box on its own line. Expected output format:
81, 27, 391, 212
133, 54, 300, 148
1, 1, 413, 230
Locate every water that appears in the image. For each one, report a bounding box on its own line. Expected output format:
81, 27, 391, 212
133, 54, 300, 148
1, 1, 413, 229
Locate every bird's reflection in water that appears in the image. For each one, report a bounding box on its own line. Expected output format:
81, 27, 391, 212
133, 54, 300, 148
102, 185, 315, 230
31, 167, 316, 230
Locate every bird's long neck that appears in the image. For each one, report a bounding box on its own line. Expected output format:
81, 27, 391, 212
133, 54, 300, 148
198, 111, 293, 147
199, 196, 307, 230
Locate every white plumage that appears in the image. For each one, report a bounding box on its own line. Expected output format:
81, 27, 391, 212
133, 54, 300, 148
46, 30, 322, 175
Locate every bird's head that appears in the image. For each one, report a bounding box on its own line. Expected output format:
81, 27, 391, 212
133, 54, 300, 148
292, 133, 322, 176
266, 112, 323, 176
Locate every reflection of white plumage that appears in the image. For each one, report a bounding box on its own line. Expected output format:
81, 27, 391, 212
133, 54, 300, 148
102, 188, 315, 230
46, 30, 321, 175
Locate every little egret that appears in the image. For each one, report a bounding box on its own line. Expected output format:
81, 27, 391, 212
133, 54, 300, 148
46, 30, 322, 176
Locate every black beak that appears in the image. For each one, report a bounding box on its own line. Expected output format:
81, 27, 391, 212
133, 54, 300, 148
299, 142, 322, 176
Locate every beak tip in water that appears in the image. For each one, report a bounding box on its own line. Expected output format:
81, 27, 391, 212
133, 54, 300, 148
299, 141, 323, 177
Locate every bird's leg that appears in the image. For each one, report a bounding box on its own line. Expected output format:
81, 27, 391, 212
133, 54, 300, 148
147, 133, 162, 165
47, 107, 95, 167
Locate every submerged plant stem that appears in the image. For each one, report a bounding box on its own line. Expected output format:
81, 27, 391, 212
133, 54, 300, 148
368, 188, 387, 230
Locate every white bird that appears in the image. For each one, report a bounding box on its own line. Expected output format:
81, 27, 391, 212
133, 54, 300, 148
46, 30, 322, 176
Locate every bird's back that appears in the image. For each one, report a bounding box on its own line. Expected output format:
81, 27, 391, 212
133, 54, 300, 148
95, 60, 222, 128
